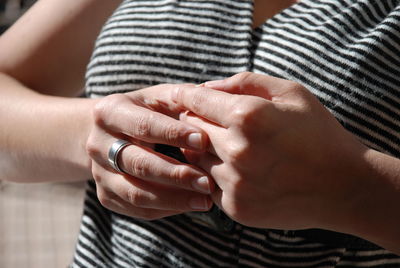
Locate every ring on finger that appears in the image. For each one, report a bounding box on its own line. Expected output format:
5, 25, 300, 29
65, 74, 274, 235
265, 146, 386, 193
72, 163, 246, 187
108, 139, 131, 173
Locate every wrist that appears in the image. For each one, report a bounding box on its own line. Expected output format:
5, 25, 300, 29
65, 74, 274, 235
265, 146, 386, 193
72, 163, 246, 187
333, 148, 400, 253
0, 72, 97, 182
40, 95, 98, 180
4, 93, 97, 182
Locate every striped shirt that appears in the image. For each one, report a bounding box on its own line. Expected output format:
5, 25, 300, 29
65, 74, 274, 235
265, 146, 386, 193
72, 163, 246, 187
72, 0, 400, 267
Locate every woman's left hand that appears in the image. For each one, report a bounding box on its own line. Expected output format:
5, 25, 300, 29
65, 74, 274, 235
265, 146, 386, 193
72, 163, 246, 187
172, 72, 369, 231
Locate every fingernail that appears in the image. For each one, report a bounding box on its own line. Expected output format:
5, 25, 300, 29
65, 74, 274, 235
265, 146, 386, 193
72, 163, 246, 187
187, 133, 202, 150
195, 83, 205, 87
189, 196, 210, 210
192, 176, 210, 194
205, 80, 225, 87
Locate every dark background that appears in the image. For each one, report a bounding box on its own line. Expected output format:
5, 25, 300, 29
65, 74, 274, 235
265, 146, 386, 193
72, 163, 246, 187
0, 0, 36, 34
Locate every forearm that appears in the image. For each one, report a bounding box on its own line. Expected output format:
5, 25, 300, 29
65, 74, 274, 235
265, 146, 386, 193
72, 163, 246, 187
0, 73, 96, 182
0, 0, 121, 96
338, 148, 400, 254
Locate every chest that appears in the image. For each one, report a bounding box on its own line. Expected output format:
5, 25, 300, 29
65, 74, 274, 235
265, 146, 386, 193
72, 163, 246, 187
86, 0, 400, 156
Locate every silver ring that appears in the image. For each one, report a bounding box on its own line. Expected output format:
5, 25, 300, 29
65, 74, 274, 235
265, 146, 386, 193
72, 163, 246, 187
108, 139, 131, 173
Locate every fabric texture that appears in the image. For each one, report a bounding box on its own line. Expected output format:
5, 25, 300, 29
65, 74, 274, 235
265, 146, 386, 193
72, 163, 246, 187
72, 0, 400, 267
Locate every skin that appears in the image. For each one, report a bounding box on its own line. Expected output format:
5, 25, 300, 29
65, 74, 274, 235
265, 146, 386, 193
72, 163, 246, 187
174, 73, 400, 254
87, 86, 215, 218
0, 0, 399, 255
0, 0, 214, 217
252, 0, 300, 28
0, 0, 121, 182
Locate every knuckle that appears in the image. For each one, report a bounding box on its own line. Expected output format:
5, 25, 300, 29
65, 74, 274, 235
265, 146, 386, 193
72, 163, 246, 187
191, 91, 207, 112
287, 81, 302, 91
85, 135, 99, 159
97, 189, 112, 209
163, 125, 181, 144
230, 104, 252, 126
92, 101, 107, 126
229, 102, 269, 143
233, 71, 253, 84
91, 168, 103, 183
90, 163, 105, 184
230, 98, 267, 127
129, 153, 150, 178
225, 141, 249, 164
295, 84, 314, 100
165, 194, 187, 211
93, 94, 126, 125
126, 187, 144, 207
169, 165, 191, 188
285, 81, 304, 96
277, 81, 310, 103
106, 93, 127, 106
133, 114, 152, 138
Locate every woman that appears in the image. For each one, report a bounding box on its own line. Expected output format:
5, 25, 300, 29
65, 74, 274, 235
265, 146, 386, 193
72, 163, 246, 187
0, 0, 399, 267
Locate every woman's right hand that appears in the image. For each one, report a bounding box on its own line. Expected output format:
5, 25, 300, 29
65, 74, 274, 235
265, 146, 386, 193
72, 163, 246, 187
86, 84, 214, 220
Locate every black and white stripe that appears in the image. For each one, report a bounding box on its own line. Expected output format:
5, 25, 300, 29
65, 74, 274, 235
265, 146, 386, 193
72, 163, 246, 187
251, 0, 400, 157
72, 0, 400, 267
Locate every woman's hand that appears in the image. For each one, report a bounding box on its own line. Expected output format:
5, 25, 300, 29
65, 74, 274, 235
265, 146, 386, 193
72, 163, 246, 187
86, 84, 214, 220
172, 72, 370, 231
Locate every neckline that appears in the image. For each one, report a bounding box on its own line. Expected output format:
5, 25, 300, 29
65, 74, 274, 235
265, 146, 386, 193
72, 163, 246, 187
252, 0, 304, 31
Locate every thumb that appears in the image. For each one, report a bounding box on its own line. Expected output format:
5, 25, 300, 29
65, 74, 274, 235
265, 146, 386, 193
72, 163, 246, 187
204, 72, 302, 102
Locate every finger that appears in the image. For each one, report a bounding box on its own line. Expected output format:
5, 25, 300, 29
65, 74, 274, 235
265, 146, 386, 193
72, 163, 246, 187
179, 111, 224, 157
181, 149, 232, 191
181, 112, 253, 169
125, 83, 195, 116
172, 84, 240, 128
181, 149, 240, 219
96, 186, 184, 220
94, 93, 208, 151
90, 136, 214, 194
204, 72, 300, 101
93, 163, 213, 212
181, 149, 234, 215
119, 143, 214, 194
181, 150, 235, 216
